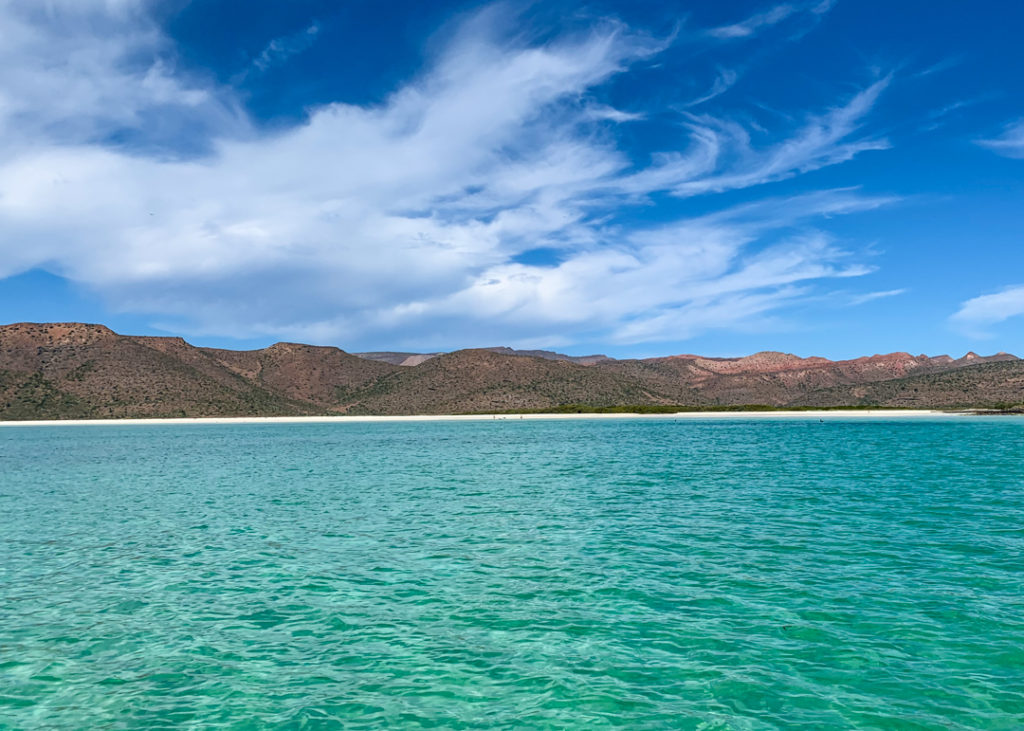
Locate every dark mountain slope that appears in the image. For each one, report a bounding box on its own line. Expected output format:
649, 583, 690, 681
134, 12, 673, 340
1, 323, 1021, 419
200, 342, 397, 407
601, 351, 1020, 406
355, 346, 613, 367
791, 360, 1024, 409
342, 349, 678, 414
0, 324, 303, 418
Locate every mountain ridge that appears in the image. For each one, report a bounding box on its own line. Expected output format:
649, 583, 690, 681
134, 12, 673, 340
1, 322, 1020, 418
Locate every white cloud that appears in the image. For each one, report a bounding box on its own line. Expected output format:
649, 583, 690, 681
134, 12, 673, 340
950, 285, 1024, 337
606, 79, 891, 202
665, 77, 890, 197
847, 288, 905, 306
912, 55, 964, 79
707, 5, 798, 39
0, 1, 893, 349
581, 104, 644, 123
977, 120, 1024, 159
246, 22, 321, 76
0, 0, 245, 156
706, 1, 835, 40
682, 68, 739, 108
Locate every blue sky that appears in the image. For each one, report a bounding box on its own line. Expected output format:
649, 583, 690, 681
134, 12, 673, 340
1, 0, 1022, 358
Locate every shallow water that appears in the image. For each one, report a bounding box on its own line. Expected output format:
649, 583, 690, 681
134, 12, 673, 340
2, 417, 1023, 729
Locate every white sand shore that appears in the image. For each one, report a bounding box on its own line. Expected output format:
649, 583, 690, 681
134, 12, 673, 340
0, 409, 972, 427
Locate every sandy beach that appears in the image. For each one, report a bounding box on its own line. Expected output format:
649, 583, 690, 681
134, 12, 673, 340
0, 409, 968, 427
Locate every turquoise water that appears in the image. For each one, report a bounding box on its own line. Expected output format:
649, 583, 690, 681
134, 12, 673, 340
2, 418, 1023, 729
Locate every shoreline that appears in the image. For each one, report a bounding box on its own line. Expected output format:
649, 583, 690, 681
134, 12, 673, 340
0, 409, 986, 427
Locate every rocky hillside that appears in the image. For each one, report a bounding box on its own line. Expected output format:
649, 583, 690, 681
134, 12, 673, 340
355, 347, 612, 367
343, 349, 679, 415
0, 324, 309, 419
0, 322, 1020, 419
353, 351, 443, 367
597, 351, 1018, 407
791, 360, 1024, 409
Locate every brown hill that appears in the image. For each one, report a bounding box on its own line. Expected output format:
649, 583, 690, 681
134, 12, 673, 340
198, 342, 396, 406
481, 347, 614, 366
613, 350, 1019, 406
0, 323, 303, 418
354, 351, 443, 367
341, 349, 679, 414
1, 322, 1021, 419
791, 360, 1024, 409
0, 323, 393, 418
354, 347, 613, 367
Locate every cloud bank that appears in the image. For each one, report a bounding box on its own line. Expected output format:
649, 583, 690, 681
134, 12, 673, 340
0, 0, 895, 348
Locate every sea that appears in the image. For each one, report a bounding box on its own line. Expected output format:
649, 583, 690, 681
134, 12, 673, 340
2, 416, 1023, 729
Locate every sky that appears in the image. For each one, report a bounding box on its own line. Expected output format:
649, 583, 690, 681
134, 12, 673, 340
0, 0, 1022, 359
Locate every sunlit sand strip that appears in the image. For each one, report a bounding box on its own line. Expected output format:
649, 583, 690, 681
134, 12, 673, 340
0, 409, 981, 427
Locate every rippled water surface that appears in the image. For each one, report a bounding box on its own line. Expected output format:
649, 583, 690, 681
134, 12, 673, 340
2, 417, 1024, 729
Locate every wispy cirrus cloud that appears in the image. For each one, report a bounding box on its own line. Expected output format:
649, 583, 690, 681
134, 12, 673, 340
707, 5, 798, 39
250, 22, 320, 75
912, 55, 964, 79
920, 96, 989, 132
848, 288, 906, 306
951, 285, 1024, 337
404, 191, 890, 346
0, 1, 895, 349
619, 76, 891, 199
707, 0, 834, 40
682, 68, 739, 108
977, 119, 1024, 159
